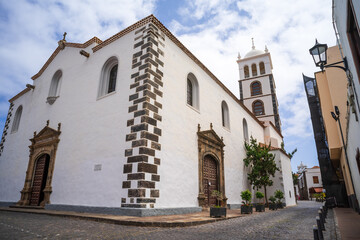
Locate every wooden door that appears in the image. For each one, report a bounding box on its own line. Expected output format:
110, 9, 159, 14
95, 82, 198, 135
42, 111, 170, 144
30, 154, 49, 206
203, 155, 218, 206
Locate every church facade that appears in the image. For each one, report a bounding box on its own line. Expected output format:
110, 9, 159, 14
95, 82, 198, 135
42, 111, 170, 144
0, 15, 295, 216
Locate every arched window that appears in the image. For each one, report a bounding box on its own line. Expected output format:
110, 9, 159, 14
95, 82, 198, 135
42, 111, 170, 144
11, 105, 23, 133
259, 62, 265, 75
98, 57, 118, 98
252, 100, 265, 116
243, 118, 249, 142
251, 64, 257, 77
187, 79, 193, 106
186, 73, 199, 110
251, 81, 262, 96
47, 70, 62, 105
244, 65, 250, 78
221, 101, 230, 129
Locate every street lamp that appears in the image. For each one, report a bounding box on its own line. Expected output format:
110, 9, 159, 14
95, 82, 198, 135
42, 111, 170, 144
309, 39, 348, 72
309, 39, 359, 212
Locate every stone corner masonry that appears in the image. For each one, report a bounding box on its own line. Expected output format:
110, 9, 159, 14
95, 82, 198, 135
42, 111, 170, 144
122, 22, 165, 209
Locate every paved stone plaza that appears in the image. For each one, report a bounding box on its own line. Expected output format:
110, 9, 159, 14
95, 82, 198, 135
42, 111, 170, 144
0, 201, 336, 240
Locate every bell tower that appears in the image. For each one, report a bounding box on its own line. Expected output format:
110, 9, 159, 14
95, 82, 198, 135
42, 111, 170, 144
237, 39, 281, 132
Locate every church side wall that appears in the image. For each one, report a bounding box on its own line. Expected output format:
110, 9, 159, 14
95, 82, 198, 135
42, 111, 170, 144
0, 94, 32, 202
266, 150, 295, 206
279, 151, 296, 206
0, 33, 136, 207
156, 36, 266, 208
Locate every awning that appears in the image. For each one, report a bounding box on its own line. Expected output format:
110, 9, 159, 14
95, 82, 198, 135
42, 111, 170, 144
309, 187, 323, 193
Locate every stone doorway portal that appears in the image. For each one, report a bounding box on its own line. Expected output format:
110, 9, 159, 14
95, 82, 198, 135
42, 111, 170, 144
197, 124, 227, 208
17, 122, 61, 207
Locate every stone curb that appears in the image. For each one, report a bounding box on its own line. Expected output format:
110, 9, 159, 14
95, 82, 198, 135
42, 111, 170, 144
333, 209, 342, 240
0, 207, 241, 228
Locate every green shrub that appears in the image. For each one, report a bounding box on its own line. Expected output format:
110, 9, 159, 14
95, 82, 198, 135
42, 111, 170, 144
255, 191, 264, 199
269, 196, 276, 204
274, 190, 284, 203
241, 190, 252, 205
211, 190, 223, 207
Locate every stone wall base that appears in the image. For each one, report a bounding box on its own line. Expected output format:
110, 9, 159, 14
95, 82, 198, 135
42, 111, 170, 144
0, 201, 16, 207
45, 204, 202, 217
227, 204, 242, 209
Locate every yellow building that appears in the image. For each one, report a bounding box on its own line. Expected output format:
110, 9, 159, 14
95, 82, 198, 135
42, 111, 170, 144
314, 46, 356, 207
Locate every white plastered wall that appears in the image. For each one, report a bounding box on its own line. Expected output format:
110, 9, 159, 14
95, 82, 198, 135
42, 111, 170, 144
0, 31, 139, 207
334, 0, 360, 206
156, 34, 266, 208
241, 75, 272, 99
266, 150, 296, 206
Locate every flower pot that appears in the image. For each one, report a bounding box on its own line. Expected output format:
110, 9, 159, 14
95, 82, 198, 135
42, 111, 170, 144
269, 203, 277, 210
210, 207, 227, 218
277, 202, 284, 209
255, 204, 265, 212
241, 205, 253, 214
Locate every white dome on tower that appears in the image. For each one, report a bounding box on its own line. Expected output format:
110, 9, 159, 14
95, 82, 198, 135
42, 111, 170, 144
244, 48, 265, 58
244, 38, 267, 58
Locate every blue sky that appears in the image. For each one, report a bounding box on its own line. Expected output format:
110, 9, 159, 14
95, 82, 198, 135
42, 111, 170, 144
0, 0, 335, 172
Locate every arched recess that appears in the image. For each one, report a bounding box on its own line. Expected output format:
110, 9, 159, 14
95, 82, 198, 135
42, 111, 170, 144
186, 72, 199, 110
47, 70, 62, 105
252, 100, 265, 116
11, 105, 23, 133
251, 63, 257, 77
250, 81, 262, 96
244, 65, 250, 78
243, 118, 249, 142
197, 124, 226, 208
259, 62, 265, 75
98, 56, 119, 98
221, 101, 230, 129
17, 122, 61, 207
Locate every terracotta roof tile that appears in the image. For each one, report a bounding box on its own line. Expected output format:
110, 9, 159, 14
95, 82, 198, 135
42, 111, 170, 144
31, 37, 102, 80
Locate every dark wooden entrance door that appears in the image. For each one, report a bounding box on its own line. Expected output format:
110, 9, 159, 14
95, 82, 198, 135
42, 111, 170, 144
203, 155, 218, 206
30, 154, 50, 206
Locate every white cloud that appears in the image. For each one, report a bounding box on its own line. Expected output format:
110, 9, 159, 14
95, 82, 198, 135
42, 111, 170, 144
0, 0, 333, 170
171, 0, 333, 142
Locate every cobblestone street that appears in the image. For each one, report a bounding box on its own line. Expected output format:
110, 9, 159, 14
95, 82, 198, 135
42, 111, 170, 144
0, 201, 335, 240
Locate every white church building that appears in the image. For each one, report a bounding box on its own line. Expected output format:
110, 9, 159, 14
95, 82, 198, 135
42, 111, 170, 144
0, 15, 295, 216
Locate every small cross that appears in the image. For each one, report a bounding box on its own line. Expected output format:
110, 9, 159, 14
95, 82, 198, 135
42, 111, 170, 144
63, 32, 67, 41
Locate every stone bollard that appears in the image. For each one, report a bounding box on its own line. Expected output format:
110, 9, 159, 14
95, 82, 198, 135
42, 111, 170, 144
319, 209, 326, 226
322, 203, 328, 217
316, 217, 324, 240
318, 211, 325, 230
319, 208, 326, 223
313, 225, 320, 240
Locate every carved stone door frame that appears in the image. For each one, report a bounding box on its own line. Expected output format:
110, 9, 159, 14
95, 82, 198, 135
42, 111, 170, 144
17, 122, 61, 207
197, 124, 227, 208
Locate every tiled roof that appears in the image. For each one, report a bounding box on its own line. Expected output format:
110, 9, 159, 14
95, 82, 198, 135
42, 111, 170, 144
31, 37, 102, 80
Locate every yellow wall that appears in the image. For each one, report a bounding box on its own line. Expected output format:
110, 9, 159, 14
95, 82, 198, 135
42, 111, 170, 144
315, 46, 354, 195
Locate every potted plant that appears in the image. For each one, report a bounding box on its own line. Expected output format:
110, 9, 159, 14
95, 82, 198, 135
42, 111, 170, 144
274, 190, 284, 209
255, 191, 265, 212
210, 190, 226, 218
241, 190, 253, 214
320, 192, 326, 202
269, 196, 277, 210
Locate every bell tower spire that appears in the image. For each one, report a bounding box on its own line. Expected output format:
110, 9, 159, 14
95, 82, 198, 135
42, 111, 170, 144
237, 41, 281, 132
